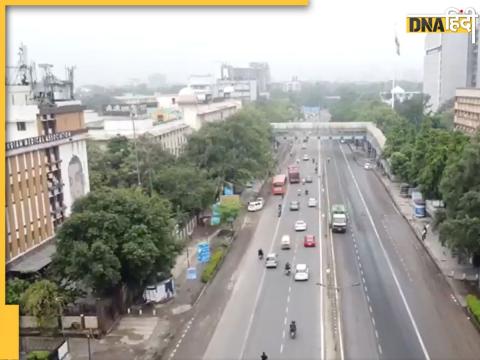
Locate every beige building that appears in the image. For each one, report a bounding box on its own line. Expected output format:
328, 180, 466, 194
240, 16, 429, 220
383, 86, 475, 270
6, 81, 90, 273
454, 88, 480, 134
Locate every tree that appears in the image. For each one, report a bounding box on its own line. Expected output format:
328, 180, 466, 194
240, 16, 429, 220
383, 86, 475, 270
218, 198, 242, 228
52, 188, 177, 296
7, 278, 30, 305
22, 280, 64, 330
153, 164, 216, 221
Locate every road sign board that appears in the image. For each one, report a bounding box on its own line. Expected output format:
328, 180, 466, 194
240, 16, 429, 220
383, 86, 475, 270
197, 242, 211, 263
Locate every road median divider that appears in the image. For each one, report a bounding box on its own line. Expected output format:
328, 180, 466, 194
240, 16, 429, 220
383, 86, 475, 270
201, 246, 227, 283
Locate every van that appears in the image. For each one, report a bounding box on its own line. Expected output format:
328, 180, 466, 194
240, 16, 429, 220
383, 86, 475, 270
281, 235, 291, 250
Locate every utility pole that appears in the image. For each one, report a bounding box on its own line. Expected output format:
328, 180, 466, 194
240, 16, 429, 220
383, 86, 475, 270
130, 108, 142, 187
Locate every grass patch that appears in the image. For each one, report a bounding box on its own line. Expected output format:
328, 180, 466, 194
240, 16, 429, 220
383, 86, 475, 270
201, 247, 226, 283
467, 294, 480, 323
27, 351, 51, 360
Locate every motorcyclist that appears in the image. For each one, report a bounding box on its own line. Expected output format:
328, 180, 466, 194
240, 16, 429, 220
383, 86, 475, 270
261, 352, 268, 360
290, 320, 297, 334
258, 248, 264, 259
285, 262, 291, 272
305, 189, 309, 195
327, 157, 331, 163
315, 166, 318, 173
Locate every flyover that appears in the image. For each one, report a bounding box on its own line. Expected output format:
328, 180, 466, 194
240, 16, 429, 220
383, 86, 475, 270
271, 121, 386, 162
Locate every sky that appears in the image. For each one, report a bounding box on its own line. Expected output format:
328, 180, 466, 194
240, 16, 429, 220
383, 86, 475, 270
6, 1, 466, 87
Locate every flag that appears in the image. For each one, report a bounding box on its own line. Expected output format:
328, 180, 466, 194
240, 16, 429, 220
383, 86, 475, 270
395, 35, 400, 56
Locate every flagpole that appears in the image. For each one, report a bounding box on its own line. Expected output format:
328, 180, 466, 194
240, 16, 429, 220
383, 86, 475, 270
393, 24, 399, 110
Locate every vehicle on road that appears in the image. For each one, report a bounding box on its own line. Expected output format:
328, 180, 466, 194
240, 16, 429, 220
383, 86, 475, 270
308, 197, 317, 207
294, 220, 307, 231
301, 144, 306, 149
340, 139, 345, 144
265, 253, 278, 268
304, 235, 316, 247
294, 264, 309, 281
272, 174, 287, 195
303, 154, 309, 161
305, 175, 312, 183
364, 162, 371, 170
281, 235, 291, 250
247, 198, 264, 212
288, 165, 300, 184
330, 204, 347, 233
289, 200, 300, 211
289, 321, 297, 339
258, 248, 264, 260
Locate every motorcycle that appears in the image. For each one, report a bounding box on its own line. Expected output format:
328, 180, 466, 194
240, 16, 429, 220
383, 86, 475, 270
289, 328, 296, 339
285, 268, 291, 276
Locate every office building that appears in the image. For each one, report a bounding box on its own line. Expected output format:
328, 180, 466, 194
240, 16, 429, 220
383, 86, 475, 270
6, 46, 90, 273
454, 88, 480, 134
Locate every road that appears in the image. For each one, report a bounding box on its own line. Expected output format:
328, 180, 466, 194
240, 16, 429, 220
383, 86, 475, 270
325, 139, 480, 360
166, 131, 480, 360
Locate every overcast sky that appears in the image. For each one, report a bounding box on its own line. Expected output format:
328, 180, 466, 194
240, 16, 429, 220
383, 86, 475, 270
6, 1, 464, 86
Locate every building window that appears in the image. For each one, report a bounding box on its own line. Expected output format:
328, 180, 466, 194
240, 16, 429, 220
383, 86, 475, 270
17, 122, 26, 131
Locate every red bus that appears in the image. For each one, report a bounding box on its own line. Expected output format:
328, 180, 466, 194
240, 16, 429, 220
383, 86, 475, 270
287, 165, 300, 184
272, 174, 287, 195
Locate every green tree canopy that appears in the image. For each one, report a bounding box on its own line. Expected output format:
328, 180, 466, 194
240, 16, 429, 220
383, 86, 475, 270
52, 188, 177, 296
22, 280, 64, 330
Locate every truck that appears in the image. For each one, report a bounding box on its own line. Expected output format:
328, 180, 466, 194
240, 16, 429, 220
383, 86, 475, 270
288, 165, 300, 184
330, 204, 347, 233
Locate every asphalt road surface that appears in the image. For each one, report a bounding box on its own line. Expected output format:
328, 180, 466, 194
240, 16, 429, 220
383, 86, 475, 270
168, 135, 480, 360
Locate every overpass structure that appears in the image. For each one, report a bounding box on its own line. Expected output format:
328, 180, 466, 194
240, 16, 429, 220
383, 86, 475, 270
271, 121, 386, 161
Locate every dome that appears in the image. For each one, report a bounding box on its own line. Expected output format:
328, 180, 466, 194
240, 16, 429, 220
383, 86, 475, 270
178, 87, 195, 96
178, 86, 198, 104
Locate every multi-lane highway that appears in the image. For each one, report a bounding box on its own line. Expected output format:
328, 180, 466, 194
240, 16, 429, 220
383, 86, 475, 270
167, 131, 480, 360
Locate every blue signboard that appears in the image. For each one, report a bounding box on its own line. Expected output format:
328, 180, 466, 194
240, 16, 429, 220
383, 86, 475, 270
302, 106, 320, 115
224, 184, 234, 195
197, 242, 211, 263
186, 267, 197, 280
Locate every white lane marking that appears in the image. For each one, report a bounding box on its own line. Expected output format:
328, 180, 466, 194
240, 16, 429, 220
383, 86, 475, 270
371, 317, 375, 326
369, 305, 373, 314
378, 344, 383, 354
280, 343, 284, 353
318, 138, 326, 360
366, 294, 370, 303
339, 145, 431, 360
323, 140, 344, 360
238, 187, 289, 360
287, 295, 290, 303
284, 317, 287, 325
375, 329, 379, 339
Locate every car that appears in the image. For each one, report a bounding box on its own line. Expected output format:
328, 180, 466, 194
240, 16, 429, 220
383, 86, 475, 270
265, 253, 278, 268
301, 144, 307, 150
340, 139, 345, 144
294, 264, 309, 281
290, 200, 300, 211
247, 197, 264, 212
294, 220, 307, 231
364, 162, 372, 170
304, 235, 316, 247
308, 197, 317, 207
280, 235, 291, 250
306, 176, 313, 183
303, 154, 309, 161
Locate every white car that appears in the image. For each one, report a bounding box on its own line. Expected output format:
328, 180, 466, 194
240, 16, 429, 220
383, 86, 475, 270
265, 253, 278, 268
301, 144, 307, 149
280, 235, 291, 250
247, 198, 264, 212
364, 162, 372, 170
294, 264, 309, 281
294, 220, 307, 231
303, 154, 309, 161
308, 198, 317, 207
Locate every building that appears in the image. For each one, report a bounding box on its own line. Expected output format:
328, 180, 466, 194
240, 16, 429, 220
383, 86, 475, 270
217, 79, 257, 103
6, 47, 90, 273
87, 114, 191, 156
156, 94, 182, 121
177, 87, 242, 130
220, 62, 270, 99
423, 25, 479, 112
282, 77, 302, 93
454, 88, 480, 134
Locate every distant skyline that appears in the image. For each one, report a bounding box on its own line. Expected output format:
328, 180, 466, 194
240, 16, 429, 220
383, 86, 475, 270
7, 2, 461, 87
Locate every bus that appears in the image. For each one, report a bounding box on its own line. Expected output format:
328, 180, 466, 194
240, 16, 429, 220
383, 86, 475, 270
287, 165, 300, 184
272, 174, 287, 195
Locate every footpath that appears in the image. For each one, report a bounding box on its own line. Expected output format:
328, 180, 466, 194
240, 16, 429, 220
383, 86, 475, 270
350, 145, 479, 308
68, 140, 292, 360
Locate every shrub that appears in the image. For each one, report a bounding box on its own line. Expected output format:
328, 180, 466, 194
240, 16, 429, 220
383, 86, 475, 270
201, 247, 226, 283
466, 294, 480, 323
27, 351, 51, 360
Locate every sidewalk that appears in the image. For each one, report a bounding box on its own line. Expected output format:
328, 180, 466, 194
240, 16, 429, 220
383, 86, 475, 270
371, 159, 479, 307
68, 225, 221, 360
